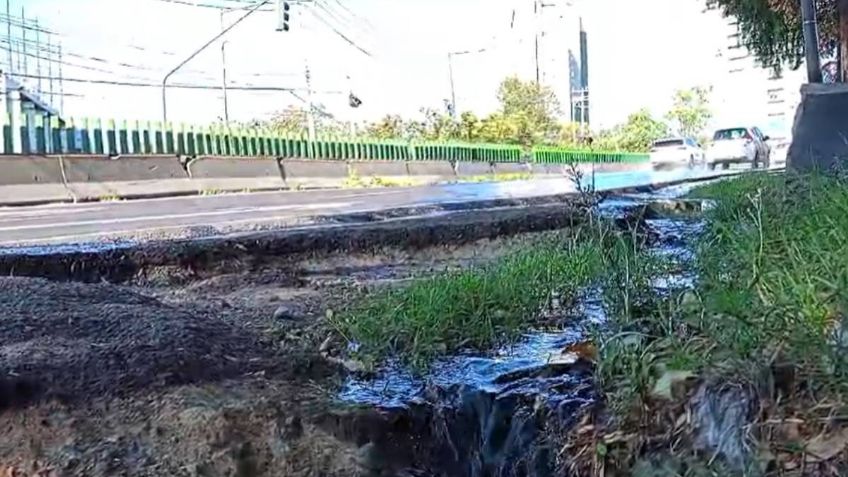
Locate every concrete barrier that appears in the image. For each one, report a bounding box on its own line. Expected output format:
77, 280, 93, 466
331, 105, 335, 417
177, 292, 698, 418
349, 160, 409, 183
188, 156, 286, 193
282, 159, 350, 189
0, 156, 73, 205
788, 83, 848, 172
406, 160, 456, 184
531, 163, 567, 176
493, 162, 531, 175
62, 155, 195, 201
455, 161, 493, 178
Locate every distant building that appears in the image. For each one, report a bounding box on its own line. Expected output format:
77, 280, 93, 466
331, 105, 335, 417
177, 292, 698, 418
707, 8, 805, 138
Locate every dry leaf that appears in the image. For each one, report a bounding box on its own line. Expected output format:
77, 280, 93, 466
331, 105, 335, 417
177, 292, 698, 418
563, 341, 598, 361
805, 428, 848, 462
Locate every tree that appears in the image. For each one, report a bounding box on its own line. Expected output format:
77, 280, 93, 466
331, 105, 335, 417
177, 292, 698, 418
665, 87, 712, 138
595, 109, 669, 152
496, 76, 562, 147
366, 114, 406, 140
707, 0, 845, 78
268, 106, 308, 136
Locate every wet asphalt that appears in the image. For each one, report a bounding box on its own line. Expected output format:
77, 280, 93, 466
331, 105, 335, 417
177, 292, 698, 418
0, 166, 744, 246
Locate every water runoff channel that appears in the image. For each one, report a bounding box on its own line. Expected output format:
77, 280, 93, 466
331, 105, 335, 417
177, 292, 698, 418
335, 183, 712, 477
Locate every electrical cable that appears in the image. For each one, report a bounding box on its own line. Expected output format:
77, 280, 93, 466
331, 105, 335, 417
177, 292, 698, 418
306, 6, 371, 57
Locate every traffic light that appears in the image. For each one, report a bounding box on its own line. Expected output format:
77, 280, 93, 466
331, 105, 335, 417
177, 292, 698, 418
277, 0, 291, 32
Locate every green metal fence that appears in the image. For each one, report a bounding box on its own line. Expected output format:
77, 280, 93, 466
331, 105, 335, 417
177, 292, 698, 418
532, 146, 649, 164
1, 113, 642, 164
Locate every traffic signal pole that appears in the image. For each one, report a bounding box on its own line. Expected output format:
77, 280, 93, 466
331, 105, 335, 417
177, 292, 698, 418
801, 0, 823, 83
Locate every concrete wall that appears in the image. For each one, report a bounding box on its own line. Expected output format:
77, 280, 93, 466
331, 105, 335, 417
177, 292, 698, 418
188, 157, 286, 192
62, 155, 196, 201
0, 156, 72, 205
282, 159, 350, 190
0, 155, 647, 207
787, 83, 848, 173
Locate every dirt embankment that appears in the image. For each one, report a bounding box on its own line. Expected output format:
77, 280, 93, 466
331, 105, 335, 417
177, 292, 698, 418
0, 228, 556, 476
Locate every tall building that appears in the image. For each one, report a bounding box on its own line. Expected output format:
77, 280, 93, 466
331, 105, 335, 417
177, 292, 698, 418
707, 8, 805, 138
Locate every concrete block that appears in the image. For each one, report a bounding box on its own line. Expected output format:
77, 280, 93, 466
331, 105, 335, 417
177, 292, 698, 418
282, 159, 349, 189
531, 163, 566, 176
61, 155, 196, 201
405, 160, 456, 184
788, 83, 848, 172
492, 162, 531, 175
188, 156, 285, 192
349, 160, 408, 179
455, 161, 493, 177
0, 156, 73, 205
62, 155, 188, 182
0, 156, 65, 185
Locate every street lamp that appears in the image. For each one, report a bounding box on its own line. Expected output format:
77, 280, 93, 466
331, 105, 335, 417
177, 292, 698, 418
161, 0, 276, 123
446, 47, 486, 120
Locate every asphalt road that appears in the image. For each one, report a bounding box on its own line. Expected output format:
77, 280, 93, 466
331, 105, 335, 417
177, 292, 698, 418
0, 166, 742, 246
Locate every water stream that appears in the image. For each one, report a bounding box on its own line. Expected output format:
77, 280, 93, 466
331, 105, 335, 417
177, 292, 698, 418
336, 188, 708, 477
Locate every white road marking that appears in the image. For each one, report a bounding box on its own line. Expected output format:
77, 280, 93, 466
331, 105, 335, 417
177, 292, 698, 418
0, 202, 354, 233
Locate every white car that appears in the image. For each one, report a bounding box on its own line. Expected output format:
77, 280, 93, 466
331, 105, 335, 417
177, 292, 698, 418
766, 136, 790, 165
649, 137, 706, 170
707, 127, 771, 170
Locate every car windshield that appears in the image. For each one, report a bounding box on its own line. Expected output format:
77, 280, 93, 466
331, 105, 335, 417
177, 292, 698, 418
713, 128, 749, 141
652, 139, 684, 149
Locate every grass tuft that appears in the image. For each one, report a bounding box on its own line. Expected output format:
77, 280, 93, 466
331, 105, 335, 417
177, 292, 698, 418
331, 231, 611, 367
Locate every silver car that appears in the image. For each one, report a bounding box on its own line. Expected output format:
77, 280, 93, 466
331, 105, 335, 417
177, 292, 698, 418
706, 127, 771, 170
649, 137, 705, 170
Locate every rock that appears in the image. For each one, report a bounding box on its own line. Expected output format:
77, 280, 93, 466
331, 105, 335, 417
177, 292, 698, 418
272, 305, 297, 321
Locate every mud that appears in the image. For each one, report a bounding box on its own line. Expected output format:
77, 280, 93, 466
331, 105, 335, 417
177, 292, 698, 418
0, 228, 570, 476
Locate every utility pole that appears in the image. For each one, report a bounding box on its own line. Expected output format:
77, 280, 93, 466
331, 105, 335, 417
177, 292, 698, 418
20, 6, 26, 78
58, 43, 64, 112
447, 52, 458, 120
839, 0, 848, 82
801, 0, 823, 83
5, 0, 11, 73
220, 10, 230, 123
47, 34, 54, 107
35, 19, 42, 94
304, 62, 316, 144
533, 0, 558, 85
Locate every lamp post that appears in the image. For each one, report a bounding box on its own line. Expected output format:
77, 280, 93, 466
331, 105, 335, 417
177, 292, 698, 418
446, 47, 486, 119
162, 0, 272, 123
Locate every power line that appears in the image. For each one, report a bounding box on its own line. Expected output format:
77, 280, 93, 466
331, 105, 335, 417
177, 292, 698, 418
313, 0, 369, 37
330, 0, 377, 32
150, 0, 274, 11
12, 72, 344, 94
306, 6, 372, 57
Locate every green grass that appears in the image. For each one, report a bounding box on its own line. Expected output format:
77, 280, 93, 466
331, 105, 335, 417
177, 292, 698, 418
331, 231, 610, 367
689, 173, 848, 384
592, 171, 848, 473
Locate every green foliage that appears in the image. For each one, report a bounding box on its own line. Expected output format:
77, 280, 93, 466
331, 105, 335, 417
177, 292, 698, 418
496, 76, 562, 146
688, 173, 848, 384
333, 232, 606, 366
365, 114, 406, 140
707, 0, 840, 72
594, 109, 670, 153
665, 87, 712, 138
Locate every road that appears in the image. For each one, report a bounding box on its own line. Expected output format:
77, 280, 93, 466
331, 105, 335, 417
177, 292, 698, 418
0, 166, 741, 246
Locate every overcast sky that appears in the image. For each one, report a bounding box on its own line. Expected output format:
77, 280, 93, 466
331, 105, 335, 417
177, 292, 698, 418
10, 0, 749, 129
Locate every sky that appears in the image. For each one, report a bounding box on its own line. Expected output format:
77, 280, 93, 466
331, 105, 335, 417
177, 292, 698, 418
4, 0, 775, 130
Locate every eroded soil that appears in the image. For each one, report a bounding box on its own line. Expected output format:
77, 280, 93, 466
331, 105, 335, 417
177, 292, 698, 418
0, 232, 551, 476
